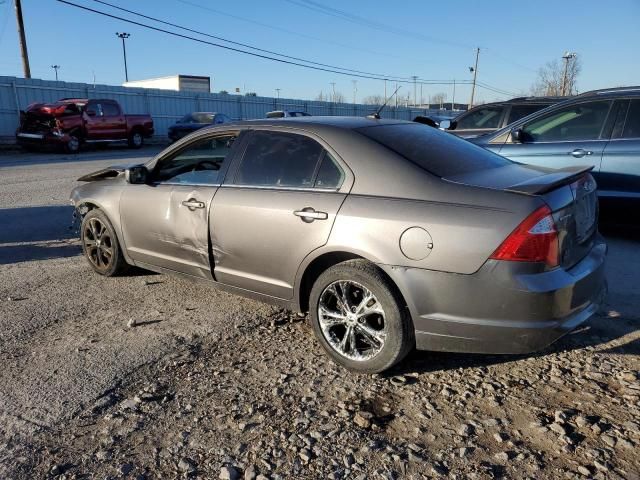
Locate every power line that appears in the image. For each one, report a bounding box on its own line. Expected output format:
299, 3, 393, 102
284, 0, 474, 50
90, 0, 415, 82
174, 0, 402, 61
57, 0, 518, 97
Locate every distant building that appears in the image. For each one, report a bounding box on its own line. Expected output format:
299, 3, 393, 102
123, 75, 210, 93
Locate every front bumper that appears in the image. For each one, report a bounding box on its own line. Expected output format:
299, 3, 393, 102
16, 131, 69, 148
381, 237, 607, 354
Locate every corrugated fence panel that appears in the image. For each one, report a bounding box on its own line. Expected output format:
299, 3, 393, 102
0, 75, 454, 141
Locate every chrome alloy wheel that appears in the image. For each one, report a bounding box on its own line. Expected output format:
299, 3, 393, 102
83, 217, 114, 272
318, 280, 387, 361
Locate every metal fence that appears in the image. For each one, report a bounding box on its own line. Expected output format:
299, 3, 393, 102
0, 75, 455, 142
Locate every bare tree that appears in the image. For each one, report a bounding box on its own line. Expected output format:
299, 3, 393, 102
362, 94, 385, 105
316, 91, 346, 103
531, 57, 582, 96
431, 92, 447, 108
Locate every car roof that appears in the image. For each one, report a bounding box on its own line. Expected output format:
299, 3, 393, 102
229, 116, 411, 129
575, 86, 640, 98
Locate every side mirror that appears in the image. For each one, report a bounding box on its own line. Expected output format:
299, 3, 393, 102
439, 119, 451, 130
125, 165, 148, 184
86, 109, 97, 117
510, 127, 524, 143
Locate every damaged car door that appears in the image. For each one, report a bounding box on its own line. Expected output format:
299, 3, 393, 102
210, 129, 349, 299
119, 132, 241, 278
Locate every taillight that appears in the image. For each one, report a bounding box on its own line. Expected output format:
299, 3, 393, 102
490, 205, 559, 267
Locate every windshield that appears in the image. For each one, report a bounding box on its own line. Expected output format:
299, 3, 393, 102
357, 123, 511, 177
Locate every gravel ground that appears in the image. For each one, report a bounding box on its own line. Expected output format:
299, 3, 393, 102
0, 148, 638, 480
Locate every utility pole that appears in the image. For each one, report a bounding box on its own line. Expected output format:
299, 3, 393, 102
51, 65, 60, 81
561, 52, 577, 96
384, 79, 387, 101
394, 82, 398, 108
451, 79, 456, 111
411, 75, 418, 107
352, 80, 357, 104
330, 82, 336, 103
116, 32, 130, 82
468, 47, 480, 109
420, 84, 423, 106
14, 0, 31, 78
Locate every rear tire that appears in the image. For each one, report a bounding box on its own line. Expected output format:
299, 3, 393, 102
81, 209, 129, 276
128, 131, 143, 149
309, 259, 414, 373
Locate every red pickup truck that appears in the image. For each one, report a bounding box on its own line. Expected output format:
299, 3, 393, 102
16, 98, 154, 153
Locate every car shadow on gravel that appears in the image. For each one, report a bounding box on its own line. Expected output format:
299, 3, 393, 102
0, 205, 79, 264
387, 315, 640, 376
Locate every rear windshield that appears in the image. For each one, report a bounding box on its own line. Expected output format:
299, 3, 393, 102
356, 123, 511, 177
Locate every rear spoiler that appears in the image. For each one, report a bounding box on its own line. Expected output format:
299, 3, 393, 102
505, 166, 594, 195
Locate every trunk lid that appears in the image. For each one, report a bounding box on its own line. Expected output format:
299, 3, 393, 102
446, 164, 599, 269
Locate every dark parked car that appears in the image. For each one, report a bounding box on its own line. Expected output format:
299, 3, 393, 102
441, 96, 565, 138
470, 86, 640, 212
16, 98, 154, 152
71, 117, 606, 373
168, 112, 231, 142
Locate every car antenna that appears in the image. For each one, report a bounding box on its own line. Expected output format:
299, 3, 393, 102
367, 86, 402, 120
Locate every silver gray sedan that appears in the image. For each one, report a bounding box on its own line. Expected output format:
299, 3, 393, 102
70, 117, 607, 373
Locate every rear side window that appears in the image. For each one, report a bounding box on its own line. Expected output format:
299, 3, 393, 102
314, 153, 343, 188
622, 100, 640, 138
455, 106, 504, 130
235, 131, 324, 187
357, 123, 511, 177
507, 104, 548, 124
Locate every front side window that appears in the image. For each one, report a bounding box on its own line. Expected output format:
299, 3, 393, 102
235, 131, 325, 187
522, 101, 611, 142
154, 134, 236, 184
455, 106, 504, 130
86, 102, 103, 117
622, 100, 640, 138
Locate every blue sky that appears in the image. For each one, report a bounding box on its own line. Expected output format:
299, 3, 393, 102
0, 0, 638, 103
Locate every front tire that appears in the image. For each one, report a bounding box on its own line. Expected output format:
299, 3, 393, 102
65, 134, 80, 153
128, 131, 143, 149
309, 259, 414, 373
81, 209, 129, 276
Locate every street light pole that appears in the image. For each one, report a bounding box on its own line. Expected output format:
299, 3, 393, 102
51, 65, 60, 81
14, 0, 31, 78
561, 52, 577, 96
468, 47, 480, 109
330, 82, 336, 103
116, 32, 130, 82
352, 80, 357, 104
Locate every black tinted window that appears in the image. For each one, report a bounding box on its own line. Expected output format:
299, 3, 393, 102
156, 135, 236, 184
622, 100, 640, 138
101, 102, 120, 116
315, 153, 343, 188
357, 123, 511, 177
235, 131, 324, 187
522, 101, 611, 142
507, 104, 548, 124
455, 106, 504, 129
